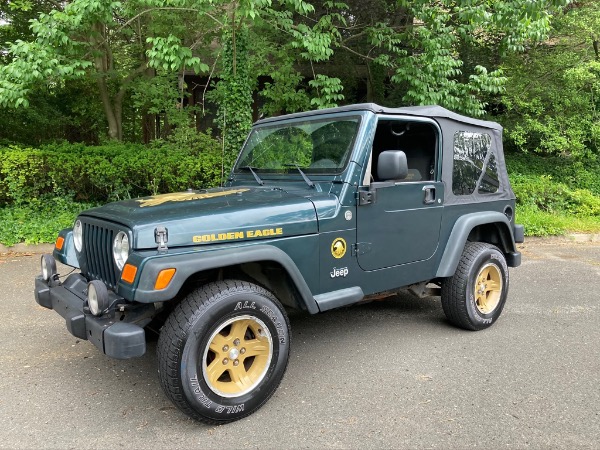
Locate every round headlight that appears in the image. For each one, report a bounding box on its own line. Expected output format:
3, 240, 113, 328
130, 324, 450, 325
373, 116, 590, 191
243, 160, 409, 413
113, 231, 130, 270
88, 280, 108, 316
73, 220, 83, 252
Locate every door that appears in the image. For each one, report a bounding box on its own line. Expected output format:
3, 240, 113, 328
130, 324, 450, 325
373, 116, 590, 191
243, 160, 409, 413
356, 181, 444, 271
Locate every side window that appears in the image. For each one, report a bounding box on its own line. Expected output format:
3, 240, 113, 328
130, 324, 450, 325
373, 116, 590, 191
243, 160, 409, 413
478, 152, 500, 194
370, 120, 438, 183
452, 131, 499, 195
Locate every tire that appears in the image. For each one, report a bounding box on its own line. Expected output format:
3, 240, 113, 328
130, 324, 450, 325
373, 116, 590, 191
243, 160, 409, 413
441, 242, 509, 331
157, 280, 291, 424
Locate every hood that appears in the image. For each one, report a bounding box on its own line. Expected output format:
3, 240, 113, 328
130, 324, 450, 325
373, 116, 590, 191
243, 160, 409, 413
81, 187, 319, 249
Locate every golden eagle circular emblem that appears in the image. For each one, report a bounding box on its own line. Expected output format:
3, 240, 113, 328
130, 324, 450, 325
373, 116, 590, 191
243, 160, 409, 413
331, 237, 347, 259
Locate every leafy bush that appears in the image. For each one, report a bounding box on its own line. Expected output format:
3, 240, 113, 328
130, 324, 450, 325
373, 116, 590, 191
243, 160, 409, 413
510, 174, 600, 217
506, 152, 600, 196
0, 197, 96, 246
515, 206, 567, 237
507, 152, 600, 236
2, 139, 600, 244
0, 132, 224, 207
515, 205, 600, 237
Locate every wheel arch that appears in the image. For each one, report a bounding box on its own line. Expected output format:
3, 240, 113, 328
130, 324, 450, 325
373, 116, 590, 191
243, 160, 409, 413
436, 212, 518, 278
133, 245, 319, 314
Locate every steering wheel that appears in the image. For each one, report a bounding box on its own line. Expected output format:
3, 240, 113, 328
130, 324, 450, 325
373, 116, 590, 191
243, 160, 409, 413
309, 159, 337, 168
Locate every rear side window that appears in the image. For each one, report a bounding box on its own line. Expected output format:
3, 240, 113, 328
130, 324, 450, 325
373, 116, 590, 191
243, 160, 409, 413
452, 131, 499, 195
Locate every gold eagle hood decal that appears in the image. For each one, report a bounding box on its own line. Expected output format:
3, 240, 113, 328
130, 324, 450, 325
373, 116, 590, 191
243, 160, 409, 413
136, 189, 249, 208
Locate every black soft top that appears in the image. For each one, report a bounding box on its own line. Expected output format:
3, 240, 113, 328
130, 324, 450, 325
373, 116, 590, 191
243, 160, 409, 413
255, 103, 501, 131
255, 103, 513, 206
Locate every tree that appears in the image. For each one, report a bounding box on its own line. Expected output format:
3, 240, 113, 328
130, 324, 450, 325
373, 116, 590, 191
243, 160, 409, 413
0, 0, 344, 141
498, 0, 600, 158
0, 0, 56, 53
328, 0, 571, 116
0, 0, 214, 140
0, 1, 106, 144
0, 0, 573, 144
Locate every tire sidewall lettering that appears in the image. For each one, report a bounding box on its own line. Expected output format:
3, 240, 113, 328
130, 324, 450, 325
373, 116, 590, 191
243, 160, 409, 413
179, 290, 289, 420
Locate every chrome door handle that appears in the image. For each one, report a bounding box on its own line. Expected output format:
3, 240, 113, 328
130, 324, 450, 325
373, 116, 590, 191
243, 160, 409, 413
423, 185, 436, 204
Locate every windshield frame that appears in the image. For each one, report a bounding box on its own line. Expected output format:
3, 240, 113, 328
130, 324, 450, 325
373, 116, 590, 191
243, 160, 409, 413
232, 113, 363, 178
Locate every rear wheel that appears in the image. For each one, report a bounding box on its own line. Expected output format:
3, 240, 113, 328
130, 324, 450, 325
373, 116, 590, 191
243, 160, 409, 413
157, 280, 290, 423
441, 242, 509, 331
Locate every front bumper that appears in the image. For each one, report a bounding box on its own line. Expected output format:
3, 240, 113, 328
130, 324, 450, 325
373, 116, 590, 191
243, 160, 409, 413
34, 273, 147, 359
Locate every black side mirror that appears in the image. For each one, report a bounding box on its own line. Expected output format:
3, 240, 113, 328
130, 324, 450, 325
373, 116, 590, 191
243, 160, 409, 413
377, 150, 408, 181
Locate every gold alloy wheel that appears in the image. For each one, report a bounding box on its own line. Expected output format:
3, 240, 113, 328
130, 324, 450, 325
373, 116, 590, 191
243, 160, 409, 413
202, 315, 273, 398
474, 263, 503, 314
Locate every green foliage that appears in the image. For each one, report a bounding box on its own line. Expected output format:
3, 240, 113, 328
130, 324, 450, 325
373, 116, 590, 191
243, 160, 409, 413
0, 0, 219, 141
0, 129, 225, 244
367, 0, 569, 116
511, 174, 600, 217
146, 35, 209, 73
0, 197, 95, 246
0, 0, 346, 142
500, 0, 600, 158
260, 63, 311, 115
515, 205, 600, 237
0, 0, 579, 143
0, 79, 105, 145
209, 26, 254, 168
130, 74, 185, 118
308, 75, 345, 109
0, 133, 223, 207
205, 1, 347, 161
507, 152, 600, 195
0, 0, 109, 108
507, 152, 600, 236
0, 146, 47, 205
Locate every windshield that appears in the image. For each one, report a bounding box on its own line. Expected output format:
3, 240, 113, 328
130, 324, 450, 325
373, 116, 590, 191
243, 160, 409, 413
234, 116, 361, 174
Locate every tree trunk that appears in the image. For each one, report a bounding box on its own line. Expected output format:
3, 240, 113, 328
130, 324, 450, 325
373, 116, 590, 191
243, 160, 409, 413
92, 23, 122, 140
113, 91, 124, 141
96, 75, 121, 140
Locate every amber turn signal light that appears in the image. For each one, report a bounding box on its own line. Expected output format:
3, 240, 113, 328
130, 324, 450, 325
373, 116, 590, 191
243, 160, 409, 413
155, 268, 176, 290
55, 236, 65, 251
121, 263, 138, 284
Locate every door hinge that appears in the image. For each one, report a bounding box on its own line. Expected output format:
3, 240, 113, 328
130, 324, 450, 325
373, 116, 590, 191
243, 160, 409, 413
357, 190, 376, 206
352, 242, 372, 256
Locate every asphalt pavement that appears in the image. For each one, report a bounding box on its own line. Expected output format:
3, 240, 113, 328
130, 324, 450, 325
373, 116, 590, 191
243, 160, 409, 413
0, 238, 599, 449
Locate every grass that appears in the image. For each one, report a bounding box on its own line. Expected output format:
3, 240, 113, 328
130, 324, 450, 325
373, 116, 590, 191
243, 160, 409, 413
516, 205, 600, 237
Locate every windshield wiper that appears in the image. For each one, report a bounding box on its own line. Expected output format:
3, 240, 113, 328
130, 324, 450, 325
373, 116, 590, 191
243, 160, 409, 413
240, 166, 264, 186
284, 164, 315, 188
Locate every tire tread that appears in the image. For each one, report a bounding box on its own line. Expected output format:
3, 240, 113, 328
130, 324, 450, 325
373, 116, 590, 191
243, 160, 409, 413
157, 280, 290, 424
441, 242, 504, 331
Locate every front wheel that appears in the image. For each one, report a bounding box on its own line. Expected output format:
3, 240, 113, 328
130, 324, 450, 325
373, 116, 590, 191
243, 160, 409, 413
157, 280, 290, 423
441, 242, 509, 331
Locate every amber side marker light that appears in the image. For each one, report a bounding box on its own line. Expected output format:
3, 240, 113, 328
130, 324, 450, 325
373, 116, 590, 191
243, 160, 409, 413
155, 268, 176, 290
55, 236, 65, 251
121, 263, 138, 284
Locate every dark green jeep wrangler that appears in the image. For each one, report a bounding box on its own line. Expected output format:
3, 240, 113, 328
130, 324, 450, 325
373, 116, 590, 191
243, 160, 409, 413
35, 103, 524, 423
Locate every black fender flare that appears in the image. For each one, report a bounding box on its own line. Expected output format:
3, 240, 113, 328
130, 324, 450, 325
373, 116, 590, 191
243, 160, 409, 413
131, 245, 319, 314
436, 212, 518, 278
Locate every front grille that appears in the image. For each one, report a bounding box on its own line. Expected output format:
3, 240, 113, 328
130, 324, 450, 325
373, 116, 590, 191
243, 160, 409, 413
82, 222, 118, 289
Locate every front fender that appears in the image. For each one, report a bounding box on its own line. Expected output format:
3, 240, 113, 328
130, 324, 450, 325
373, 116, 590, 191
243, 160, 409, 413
52, 228, 79, 268
436, 212, 519, 278
123, 245, 319, 314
